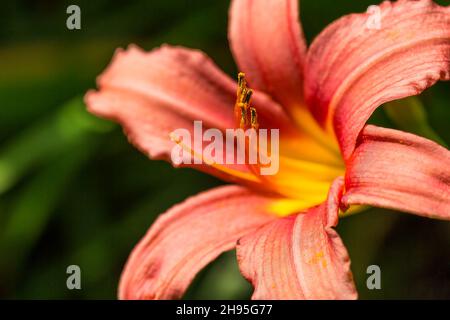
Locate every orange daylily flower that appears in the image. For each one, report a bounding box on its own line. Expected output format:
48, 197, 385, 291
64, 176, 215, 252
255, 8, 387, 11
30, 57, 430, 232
85, 0, 450, 299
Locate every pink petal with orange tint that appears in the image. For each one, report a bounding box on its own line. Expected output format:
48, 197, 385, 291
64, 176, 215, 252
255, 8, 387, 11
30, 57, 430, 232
343, 125, 450, 220
229, 0, 307, 110
237, 177, 357, 299
119, 185, 279, 300
305, 0, 450, 159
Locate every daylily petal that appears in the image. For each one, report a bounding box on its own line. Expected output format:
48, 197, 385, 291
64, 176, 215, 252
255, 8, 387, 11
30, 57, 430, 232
119, 185, 280, 300
229, 0, 307, 111
89, 45, 234, 133
305, 0, 450, 159
237, 177, 357, 299
343, 125, 450, 220
85, 44, 293, 184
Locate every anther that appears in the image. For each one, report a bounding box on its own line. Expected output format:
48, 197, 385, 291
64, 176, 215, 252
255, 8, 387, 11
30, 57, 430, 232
239, 87, 248, 103
250, 107, 259, 129
238, 72, 246, 90
242, 89, 253, 104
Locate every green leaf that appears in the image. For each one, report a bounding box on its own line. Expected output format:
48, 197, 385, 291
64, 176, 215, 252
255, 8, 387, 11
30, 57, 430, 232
0, 97, 114, 194
384, 96, 447, 147
0, 147, 90, 282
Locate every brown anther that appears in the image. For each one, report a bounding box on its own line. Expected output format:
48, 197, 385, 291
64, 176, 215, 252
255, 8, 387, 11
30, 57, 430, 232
238, 72, 246, 89
239, 87, 248, 103
250, 107, 259, 129
242, 89, 253, 104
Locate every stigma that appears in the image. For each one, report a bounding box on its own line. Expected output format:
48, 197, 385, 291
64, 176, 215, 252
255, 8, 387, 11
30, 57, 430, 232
235, 72, 259, 130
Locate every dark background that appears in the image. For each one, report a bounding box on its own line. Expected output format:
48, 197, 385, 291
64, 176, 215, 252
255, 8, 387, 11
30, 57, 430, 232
0, 0, 449, 299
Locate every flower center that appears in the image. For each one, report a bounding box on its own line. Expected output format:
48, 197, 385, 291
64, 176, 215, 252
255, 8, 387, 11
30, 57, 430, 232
232, 73, 346, 216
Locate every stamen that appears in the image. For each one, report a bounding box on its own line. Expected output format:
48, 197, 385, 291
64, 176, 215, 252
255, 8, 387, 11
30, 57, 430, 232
239, 87, 248, 103
233, 72, 268, 181
234, 72, 258, 130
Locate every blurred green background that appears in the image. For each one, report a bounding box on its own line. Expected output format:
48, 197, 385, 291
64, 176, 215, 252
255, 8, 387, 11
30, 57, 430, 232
0, 0, 449, 299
